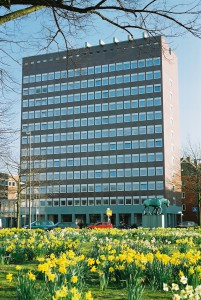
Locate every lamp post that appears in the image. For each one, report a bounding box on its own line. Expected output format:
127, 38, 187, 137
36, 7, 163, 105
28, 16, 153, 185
106, 208, 112, 223
26, 131, 32, 229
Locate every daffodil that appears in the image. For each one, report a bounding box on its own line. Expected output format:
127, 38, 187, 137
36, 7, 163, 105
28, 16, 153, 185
71, 275, 78, 284
163, 283, 169, 291
6, 273, 13, 282
180, 276, 188, 285
172, 283, 179, 291
85, 291, 93, 300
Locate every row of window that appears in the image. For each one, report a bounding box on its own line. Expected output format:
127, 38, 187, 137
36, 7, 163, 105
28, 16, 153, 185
21, 125, 162, 153
24, 167, 164, 182
22, 96, 162, 110
21, 153, 164, 172
23, 57, 161, 84
22, 125, 163, 147
22, 113, 162, 130
25, 181, 164, 195
22, 99, 162, 120
23, 196, 159, 207
22, 140, 163, 155
23, 83, 161, 97
23, 71, 161, 97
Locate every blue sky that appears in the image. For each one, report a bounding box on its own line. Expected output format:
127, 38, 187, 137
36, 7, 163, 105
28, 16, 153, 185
3, 11, 201, 158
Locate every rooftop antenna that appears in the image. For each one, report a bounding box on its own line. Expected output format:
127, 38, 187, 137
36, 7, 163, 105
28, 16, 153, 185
113, 37, 119, 44
85, 42, 91, 48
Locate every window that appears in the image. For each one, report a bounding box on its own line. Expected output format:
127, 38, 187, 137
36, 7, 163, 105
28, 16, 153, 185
146, 58, 153, 67
132, 113, 138, 122
95, 78, 101, 86
156, 181, 164, 190
116, 62, 123, 71
95, 65, 101, 74
125, 183, 131, 191
146, 72, 153, 80
147, 112, 154, 120
154, 97, 161, 106
117, 169, 124, 177
140, 182, 147, 191
131, 73, 137, 82
155, 139, 162, 147
154, 70, 161, 79
140, 140, 146, 148
102, 77, 108, 86
131, 60, 137, 68
117, 102, 123, 110
147, 139, 154, 148
148, 167, 155, 176
138, 59, 145, 68
139, 126, 146, 135
148, 153, 155, 162
116, 89, 123, 97
116, 75, 123, 84
156, 152, 163, 161
88, 66, 94, 74
125, 168, 131, 177
148, 182, 155, 190
110, 155, 116, 164
124, 88, 130, 96
109, 64, 115, 72
155, 125, 162, 133
155, 111, 162, 119
110, 169, 116, 178
139, 86, 145, 94
124, 61, 130, 69
154, 84, 161, 92
81, 80, 87, 88
109, 77, 115, 85
139, 112, 146, 121
147, 125, 154, 134
140, 153, 147, 162
124, 75, 130, 83
156, 167, 163, 176
182, 204, 186, 211
81, 68, 87, 75
124, 114, 130, 122
102, 156, 109, 164
138, 73, 145, 81
124, 141, 131, 149
153, 57, 160, 65
146, 85, 153, 93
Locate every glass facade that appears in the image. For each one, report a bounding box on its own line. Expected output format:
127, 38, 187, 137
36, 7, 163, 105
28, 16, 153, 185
20, 36, 180, 225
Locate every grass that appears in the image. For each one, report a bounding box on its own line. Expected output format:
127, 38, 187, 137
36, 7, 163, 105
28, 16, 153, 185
0, 264, 172, 300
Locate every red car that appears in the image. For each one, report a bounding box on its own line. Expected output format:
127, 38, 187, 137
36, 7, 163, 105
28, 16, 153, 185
87, 222, 113, 229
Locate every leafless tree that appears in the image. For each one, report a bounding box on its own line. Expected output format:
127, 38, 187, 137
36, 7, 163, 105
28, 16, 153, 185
181, 141, 201, 224
0, 1, 201, 38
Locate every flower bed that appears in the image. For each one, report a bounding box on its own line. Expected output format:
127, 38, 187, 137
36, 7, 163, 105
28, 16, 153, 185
1, 227, 201, 300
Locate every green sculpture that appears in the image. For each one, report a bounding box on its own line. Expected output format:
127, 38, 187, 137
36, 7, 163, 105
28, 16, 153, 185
143, 198, 170, 215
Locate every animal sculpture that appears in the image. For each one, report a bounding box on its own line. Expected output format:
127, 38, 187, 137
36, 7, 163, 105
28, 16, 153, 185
143, 198, 170, 215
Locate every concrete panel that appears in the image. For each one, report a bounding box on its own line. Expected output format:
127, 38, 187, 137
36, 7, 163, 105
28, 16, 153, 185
142, 214, 165, 228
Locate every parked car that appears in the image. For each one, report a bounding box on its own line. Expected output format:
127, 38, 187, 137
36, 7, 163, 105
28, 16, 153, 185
24, 220, 55, 231
175, 221, 198, 228
53, 222, 80, 229
87, 222, 113, 229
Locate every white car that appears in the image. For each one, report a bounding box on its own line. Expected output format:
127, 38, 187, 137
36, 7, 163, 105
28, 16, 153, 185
176, 221, 198, 228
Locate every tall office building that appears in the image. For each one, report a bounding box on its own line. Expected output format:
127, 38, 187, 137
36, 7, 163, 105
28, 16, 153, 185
20, 35, 181, 227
